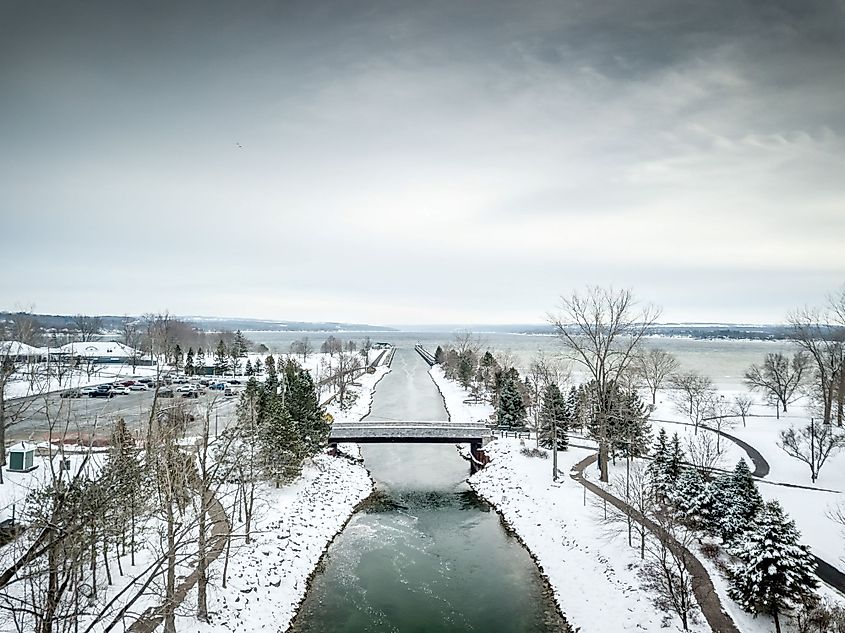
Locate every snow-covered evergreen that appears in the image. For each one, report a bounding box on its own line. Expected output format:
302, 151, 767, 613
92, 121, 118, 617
728, 500, 819, 633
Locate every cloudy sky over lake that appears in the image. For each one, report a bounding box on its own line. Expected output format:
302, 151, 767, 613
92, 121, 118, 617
2, 0, 843, 325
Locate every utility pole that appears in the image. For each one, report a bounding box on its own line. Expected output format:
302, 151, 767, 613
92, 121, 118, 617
552, 416, 558, 482
810, 417, 816, 482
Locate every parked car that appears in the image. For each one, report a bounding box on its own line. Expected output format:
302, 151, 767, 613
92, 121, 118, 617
110, 386, 131, 395
224, 388, 235, 397
159, 389, 175, 398
89, 386, 114, 398
209, 383, 227, 391
228, 379, 242, 385
120, 380, 136, 387
137, 377, 154, 384
176, 384, 195, 392
129, 383, 150, 391
60, 389, 83, 398
181, 390, 201, 399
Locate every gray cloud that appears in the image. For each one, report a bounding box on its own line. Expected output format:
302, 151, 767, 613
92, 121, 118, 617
1, 0, 843, 324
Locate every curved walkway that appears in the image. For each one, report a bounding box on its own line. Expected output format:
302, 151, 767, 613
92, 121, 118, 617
570, 452, 740, 633
127, 491, 230, 633
651, 418, 769, 478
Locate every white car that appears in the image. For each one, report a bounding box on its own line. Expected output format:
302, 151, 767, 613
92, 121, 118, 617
129, 383, 150, 391
176, 384, 196, 392
110, 386, 131, 396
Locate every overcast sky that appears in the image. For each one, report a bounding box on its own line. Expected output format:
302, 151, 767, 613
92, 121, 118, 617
1, 0, 843, 325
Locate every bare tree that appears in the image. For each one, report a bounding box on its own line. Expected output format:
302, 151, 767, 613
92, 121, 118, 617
289, 337, 313, 363
744, 352, 810, 418
789, 296, 845, 426
703, 394, 735, 452
549, 287, 660, 482
635, 347, 680, 406
669, 372, 716, 432
685, 430, 725, 475
70, 314, 103, 342
732, 393, 754, 427
779, 419, 845, 483
452, 329, 485, 357
121, 318, 144, 373
640, 512, 700, 631
604, 462, 655, 559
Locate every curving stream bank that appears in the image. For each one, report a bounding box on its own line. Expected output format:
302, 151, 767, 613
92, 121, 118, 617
291, 348, 568, 632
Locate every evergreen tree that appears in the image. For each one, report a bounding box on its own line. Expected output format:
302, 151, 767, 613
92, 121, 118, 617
259, 387, 304, 485
245, 359, 254, 376
233, 329, 249, 356
184, 347, 195, 377
196, 347, 206, 375
728, 501, 818, 633
265, 355, 277, 382
538, 383, 568, 450
173, 344, 183, 374
497, 373, 527, 429
253, 355, 262, 376
667, 432, 685, 483
712, 459, 763, 541
648, 428, 670, 499
457, 353, 475, 389
434, 345, 446, 364
283, 360, 329, 455
608, 387, 652, 458
671, 468, 715, 527
214, 340, 229, 376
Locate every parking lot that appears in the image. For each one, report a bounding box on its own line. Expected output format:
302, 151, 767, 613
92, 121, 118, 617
8, 376, 244, 443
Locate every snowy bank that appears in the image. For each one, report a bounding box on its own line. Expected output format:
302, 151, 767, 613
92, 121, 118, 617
179, 364, 390, 632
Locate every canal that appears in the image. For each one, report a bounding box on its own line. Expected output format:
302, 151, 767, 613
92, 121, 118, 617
291, 347, 568, 632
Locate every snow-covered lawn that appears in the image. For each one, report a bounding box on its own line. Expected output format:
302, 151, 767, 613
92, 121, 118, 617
473, 439, 709, 632
428, 365, 493, 425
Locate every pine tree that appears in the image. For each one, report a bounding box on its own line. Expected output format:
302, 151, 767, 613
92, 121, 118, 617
245, 359, 254, 376
196, 347, 206, 376
609, 387, 652, 458
185, 347, 195, 377
214, 340, 229, 376
539, 383, 568, 450
434, 345, 446, 364
173, 344, 183, 374
265, 355, 276, 382
457, 353, 475, 389
259, 387, 304, 485
497, 373, 527, 429
712, 459, 763, 541
648, 428, 671, 500
728, 501, 818, 633
671, 468, 715, 527
233, 329, 249, 356
667, 432, 685, 483
283, 360, 329, 455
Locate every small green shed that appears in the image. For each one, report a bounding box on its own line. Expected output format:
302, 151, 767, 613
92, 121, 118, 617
7, 442, 37, 473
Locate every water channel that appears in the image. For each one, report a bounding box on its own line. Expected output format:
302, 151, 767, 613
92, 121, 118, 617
291, 348, 568, 633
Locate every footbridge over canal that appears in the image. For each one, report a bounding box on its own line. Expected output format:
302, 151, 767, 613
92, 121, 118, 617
329, 421, 493, 472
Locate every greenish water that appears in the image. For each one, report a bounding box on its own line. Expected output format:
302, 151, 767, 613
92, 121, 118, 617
291, 348, 567, 633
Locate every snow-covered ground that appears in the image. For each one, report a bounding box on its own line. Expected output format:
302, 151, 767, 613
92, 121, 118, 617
650, 388, 845, 575
178, 364, 390, 631
181, 448, 373, 632
428, 365, 493, 425
429, 357, 845, 632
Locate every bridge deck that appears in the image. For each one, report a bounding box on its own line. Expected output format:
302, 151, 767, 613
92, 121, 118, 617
330, 421, 491, 443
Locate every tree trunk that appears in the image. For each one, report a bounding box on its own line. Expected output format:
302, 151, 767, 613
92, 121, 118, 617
164, 502, 176, 633
197, 488, 209, 621
773, 609, 781, 633
599, 442, 609, 482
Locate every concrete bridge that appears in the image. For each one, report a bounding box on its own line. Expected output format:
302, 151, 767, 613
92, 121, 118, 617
329, 421, 492, 471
